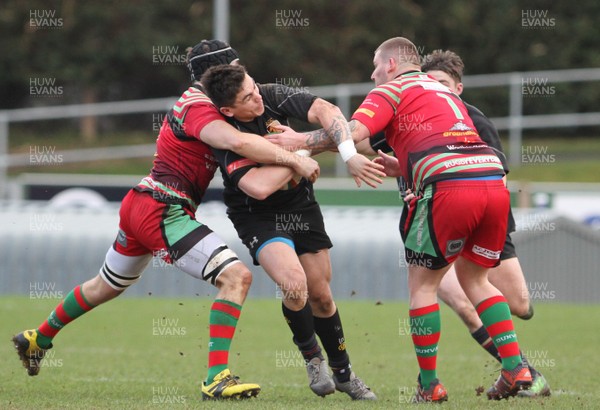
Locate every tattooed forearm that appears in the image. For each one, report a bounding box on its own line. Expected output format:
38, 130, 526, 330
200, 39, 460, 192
304, 128, 337, 152
348, 119, 358, 134
326, 114, 347, 146
302, 115, 356, 153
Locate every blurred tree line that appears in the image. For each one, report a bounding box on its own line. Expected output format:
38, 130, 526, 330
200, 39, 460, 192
2, 0, 599, 140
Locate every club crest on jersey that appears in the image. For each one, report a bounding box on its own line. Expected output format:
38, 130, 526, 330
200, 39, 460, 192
266, 118, 283, 134
445, 238, 465, 257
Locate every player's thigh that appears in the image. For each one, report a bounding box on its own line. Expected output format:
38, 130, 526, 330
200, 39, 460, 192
299, 249, 332, 288
102, 190, 155, 291
461, 181, 509, 268
100, 245, 152, 291
300, 249, 334, 304
453, 256, 499, 306
257, 240, 306, 291
125, 194, 243, 286
173, 228, 243, 286
405, 182, 477, 270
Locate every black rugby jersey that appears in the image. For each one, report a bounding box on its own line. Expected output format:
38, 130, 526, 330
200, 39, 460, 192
212, 83, 318, 212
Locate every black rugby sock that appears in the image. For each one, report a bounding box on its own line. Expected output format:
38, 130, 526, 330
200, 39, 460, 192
282, 302, 323, 362
314, 309, 351, 382
471, 325, 501, 363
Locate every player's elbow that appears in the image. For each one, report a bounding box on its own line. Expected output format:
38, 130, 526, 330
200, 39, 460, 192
310, 98, 342, 124
244, 185, 273, 201
239, 177, 275, 200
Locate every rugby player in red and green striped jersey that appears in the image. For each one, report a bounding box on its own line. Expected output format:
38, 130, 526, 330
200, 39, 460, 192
266, 36, 534, 402
351, 49, 549, 398
11, 40, 321, 401
352, 37, 532, 402
422, 49, 550, 398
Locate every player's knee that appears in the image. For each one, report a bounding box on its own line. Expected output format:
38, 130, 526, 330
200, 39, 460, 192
217, 262, 252, 294
85, 274, 123, 304
457, 308, 482, 331
309, 299, 335, 317
511, 298, 532, 319
279, 268, 307, 302
517, 303, 534, 320
308, 290, 335, 315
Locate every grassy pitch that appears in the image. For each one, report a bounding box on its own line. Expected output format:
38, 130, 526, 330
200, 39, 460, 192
1, 296, 598, 409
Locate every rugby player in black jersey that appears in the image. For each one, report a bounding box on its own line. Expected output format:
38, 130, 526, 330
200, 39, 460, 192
201, 64, 381, 400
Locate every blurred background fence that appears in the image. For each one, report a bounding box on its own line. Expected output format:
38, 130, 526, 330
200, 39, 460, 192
3, 67, 600, 198
1, 199, 599, 303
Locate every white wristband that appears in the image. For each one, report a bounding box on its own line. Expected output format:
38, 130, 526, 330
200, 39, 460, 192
338, 139, 357, 162
294, 149, 311, 157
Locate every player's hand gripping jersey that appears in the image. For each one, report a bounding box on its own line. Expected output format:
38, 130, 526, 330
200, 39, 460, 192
352, 72, 504, 193
135, 87, 222, 211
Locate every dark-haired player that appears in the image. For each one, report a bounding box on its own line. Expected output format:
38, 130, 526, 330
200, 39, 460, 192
200, 63, 381, 400
12, 40, 320, 401
268, 37, 533, 402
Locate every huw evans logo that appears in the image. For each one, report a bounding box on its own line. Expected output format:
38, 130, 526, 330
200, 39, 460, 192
275, 9, 309, 28
521, 10, 555, 29
521, 78, 555, 97
30, 78, 63, 97
152, 45, 187, 65
29, 10, 63, 28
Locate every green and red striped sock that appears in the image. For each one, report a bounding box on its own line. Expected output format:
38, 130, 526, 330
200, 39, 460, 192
476, 295, 522, 371
410, 303, 441, 390
36, 284, 95, 349
206, 299, 241, 384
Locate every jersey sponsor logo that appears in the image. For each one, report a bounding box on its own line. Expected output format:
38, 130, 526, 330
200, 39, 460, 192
472, 244, 501, 260
442, 130, 479, 138
494, 333, 517, 343
415, 346, 438, 355
446, 144, 488, 151
443, 155, 501, 169
354, 107, 375, 118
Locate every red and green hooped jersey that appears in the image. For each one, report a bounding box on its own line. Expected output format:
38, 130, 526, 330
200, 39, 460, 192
352, 72, 504, 192
137, 87, 222, 211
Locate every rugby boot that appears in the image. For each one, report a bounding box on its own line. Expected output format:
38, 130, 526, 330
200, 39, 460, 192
487, 364, 532, 400
517, 369, 551, 397
12, 329, 52, 376
201, 369, 260, 400
306, 357, 335, 397
333, 371, 377, 400
414, 375, 448, 403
